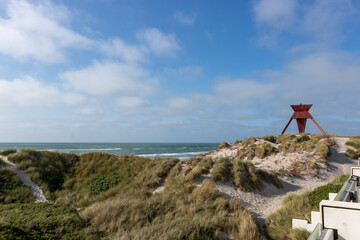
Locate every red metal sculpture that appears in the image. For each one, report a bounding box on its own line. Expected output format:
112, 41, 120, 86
281, 104, 325, 135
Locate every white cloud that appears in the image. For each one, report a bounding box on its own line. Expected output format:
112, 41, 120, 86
301, 0, 356, 44
75, 107, 103, 115
115, 96, 149, 109
252, 0, 358, 47
166, 97, 192, 109
136, 28, 180, 56
214, 78, 275, 107
0, 76, 85, 107
60, 60, 157, 96
172, 11, 197, 25
0, 0, 92, 63
271, 51, 360, 115
164, 66, 203, 81
253, 0, 297, 29
99, 38, 146, 63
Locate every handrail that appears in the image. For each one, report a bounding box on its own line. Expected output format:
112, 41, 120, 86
307, 223, 320, 240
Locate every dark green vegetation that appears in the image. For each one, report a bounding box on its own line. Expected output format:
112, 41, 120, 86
8, 150, 79, 200
211, 157, 232, 182
0, 169, 34, 203
0, 149, 17, 156
265, 175, 348, 240
0, 203, 102, 240
2, 150, 264, 239
233, 159, 282, 191
345, 137, 360, 159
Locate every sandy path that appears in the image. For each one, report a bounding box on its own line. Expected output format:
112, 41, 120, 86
196, 137, 357, 228
0, 156, 47, 202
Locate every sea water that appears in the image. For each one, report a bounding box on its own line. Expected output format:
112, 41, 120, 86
0, 143, 219, 160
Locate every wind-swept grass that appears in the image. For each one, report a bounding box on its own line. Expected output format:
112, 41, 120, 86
233, 159, 263, 191
277, 134, 330, 158
233, 159, 282, 191
255, 142, 275, 159
82, 178, 264, 240
211, 157, 232, 182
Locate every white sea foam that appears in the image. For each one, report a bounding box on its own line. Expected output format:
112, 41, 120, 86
138, 151, 207, 158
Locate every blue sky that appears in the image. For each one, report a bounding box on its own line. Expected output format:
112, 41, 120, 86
0, 0, 360, 142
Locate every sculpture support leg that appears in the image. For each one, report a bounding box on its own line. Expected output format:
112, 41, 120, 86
281, 118, 293, 134
311, 118, 326, 135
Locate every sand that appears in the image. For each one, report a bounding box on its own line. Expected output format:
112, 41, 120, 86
196, 137, 357, 227
0, 156, 47, 203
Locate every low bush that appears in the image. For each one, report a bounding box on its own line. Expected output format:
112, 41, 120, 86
88, 173, 122, 195
0, 149, 17, 156
0, 169, 35, 203
211, 157, 232, 182
0, 203, 103, 239
8, 150, 79, 200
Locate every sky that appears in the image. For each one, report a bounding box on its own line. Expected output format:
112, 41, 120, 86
0, 0, 360, 142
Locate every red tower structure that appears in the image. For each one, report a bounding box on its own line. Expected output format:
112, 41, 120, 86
281, 104, 325, 135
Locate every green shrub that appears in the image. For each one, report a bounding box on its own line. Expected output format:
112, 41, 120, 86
88, 173, 122, 195
255, 143, 274, 159
307, 183, 342, 209
0, 203, 103, 239
8, 150, 79, 199
0, 169, 35, 203
0, 149, 17, 156
0, 158, 5, 168
211, 157, 232, 182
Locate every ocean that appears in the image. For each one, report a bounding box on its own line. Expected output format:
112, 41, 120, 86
0, 143, 219, 160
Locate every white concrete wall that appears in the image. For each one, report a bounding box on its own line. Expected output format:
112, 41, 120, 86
320, 200, 360, 240
292, 211, 320, 232
351, 167, 360, 177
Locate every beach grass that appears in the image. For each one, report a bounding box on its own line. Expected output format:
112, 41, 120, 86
265, 174, 348, 240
